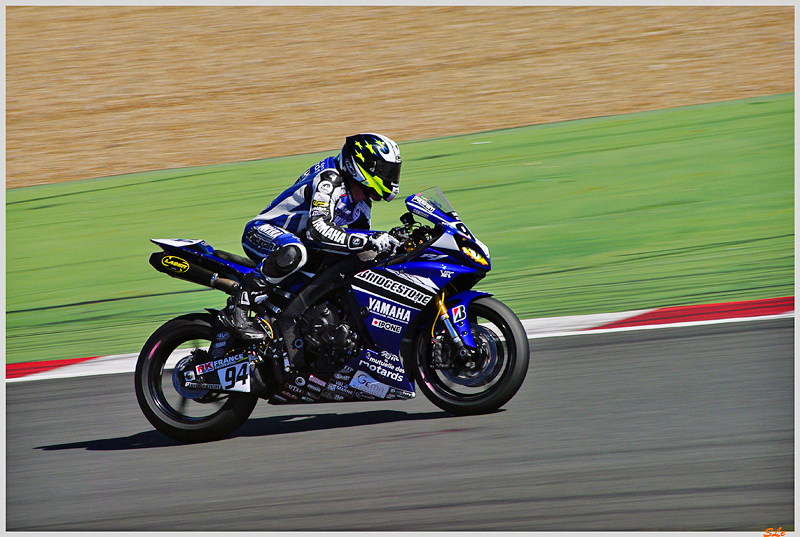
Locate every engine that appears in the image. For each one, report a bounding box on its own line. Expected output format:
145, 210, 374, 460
298, 301, 359, 365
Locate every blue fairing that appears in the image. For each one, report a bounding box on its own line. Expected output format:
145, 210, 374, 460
445, 290, 493, 349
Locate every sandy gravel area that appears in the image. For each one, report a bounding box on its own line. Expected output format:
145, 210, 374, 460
6, 6, 793, 188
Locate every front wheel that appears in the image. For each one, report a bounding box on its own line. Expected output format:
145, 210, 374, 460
411, 296, 529, 415
134, 312, 258, 443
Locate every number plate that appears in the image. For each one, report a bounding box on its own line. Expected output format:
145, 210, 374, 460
217, 362, 250, 393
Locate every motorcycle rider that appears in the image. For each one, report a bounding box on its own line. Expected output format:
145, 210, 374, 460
213, 133, 402, 348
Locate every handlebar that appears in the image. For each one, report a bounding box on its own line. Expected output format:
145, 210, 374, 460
371, 219, 441, 267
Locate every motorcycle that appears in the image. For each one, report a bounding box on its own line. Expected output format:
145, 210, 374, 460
135, 187, 529, 443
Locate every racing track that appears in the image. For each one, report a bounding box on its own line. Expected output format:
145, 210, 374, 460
6, 318, 794, 531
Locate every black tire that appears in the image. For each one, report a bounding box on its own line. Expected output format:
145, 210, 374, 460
134, 312, 258, 443
411, 296, 529, 415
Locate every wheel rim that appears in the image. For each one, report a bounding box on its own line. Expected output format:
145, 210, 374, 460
417, 303, 516, 402
147, 333, 232, 423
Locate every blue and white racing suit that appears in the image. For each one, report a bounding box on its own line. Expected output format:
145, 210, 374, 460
242, 156, 374, 282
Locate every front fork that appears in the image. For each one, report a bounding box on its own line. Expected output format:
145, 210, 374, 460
433, 293, 468, 354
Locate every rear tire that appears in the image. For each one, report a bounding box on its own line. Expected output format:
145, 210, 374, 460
134, 313, 258, 443
411, 297, 529, 415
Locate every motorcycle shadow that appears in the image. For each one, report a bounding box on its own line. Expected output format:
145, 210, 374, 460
35, 409, 455, 451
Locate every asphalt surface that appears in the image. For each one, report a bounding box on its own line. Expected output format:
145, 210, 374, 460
6, 318, 794, 531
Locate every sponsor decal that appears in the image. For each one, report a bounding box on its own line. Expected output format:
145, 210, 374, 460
372, 318, 402, 334
387, 387, 415, 398
349, 371, 390, 399
420, 253, 448, 261
284, 383, 303, 395
309, 375, 327, 387
380, 350, 402, 364
196, 354, 248, 376
306, 383, 322, 393
355, 391, 377, 401
411, 195, 436, 214
441, 269, 454, 278
340, 365, 355, 374
281, 391, 299, 400
294, 376, 306, 387
161, 255, 189, 274
312, 200, 327, 207
317, 180, 334, 194
358, 357, 404, 382
326, 381, 355, 397
333, 373, 351, 382
354, 271, 433, 306
321, 390, 345, 402
312, 218, 347, 245
185, 382, 223, 390
411, 208, 431, 219
304, 391, 321, 400
257, 224, 285, 240
452, 304, 467, 323
272, 394, 289, 403
368, 297, 412, 323
301, 396, 316, 403
385, 387, 416, 400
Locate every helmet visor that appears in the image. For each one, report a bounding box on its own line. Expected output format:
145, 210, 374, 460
362, 159, 401, 200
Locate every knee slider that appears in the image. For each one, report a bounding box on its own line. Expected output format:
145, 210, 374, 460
260, 244, 306, 279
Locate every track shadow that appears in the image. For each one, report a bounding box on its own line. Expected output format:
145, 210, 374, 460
35, 409, 454, 451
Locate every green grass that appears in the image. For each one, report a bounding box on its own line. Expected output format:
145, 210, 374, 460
6, 93, 794, 364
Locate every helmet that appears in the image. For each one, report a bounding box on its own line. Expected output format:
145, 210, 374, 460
339, 133, 401, 201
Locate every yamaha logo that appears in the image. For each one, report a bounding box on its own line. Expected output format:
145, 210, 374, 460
368, 297, 411, 323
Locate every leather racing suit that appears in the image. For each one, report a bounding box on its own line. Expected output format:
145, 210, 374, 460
242, 156, 375, 283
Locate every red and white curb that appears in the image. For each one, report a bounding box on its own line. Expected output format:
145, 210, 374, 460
6, 297, 793, 383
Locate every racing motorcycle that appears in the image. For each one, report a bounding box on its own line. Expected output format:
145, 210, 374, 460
135, 187, 529, 443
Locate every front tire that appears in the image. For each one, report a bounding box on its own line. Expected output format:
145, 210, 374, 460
134, 313, 258, 443
411, 296, 529, 415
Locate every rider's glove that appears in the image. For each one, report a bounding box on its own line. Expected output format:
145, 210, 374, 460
367, 231, 400, 254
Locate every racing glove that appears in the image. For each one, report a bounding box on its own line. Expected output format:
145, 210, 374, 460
367, 231, 400, 254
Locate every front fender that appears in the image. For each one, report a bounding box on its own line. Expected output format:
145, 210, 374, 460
445, 290, 492, 349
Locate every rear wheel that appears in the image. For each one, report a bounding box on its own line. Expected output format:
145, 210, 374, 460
134, 313, 257, 443
411, 297, 529, 415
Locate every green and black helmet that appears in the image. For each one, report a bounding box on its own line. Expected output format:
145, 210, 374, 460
339, 133, 401, 201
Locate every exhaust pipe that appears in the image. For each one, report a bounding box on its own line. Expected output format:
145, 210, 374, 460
149, 252, 240, 294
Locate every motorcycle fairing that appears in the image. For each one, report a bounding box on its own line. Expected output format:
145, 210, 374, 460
267, 349, 414, 405
444, 289, 493, 349
389, 259, 479, 289
350, 260, 477, 352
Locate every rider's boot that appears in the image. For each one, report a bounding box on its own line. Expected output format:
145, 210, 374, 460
216, 272, 272, 343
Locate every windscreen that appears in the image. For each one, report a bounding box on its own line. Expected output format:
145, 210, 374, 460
415, 187, 455, 215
